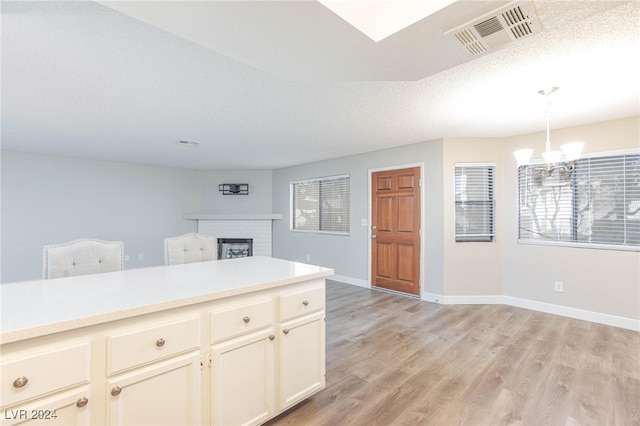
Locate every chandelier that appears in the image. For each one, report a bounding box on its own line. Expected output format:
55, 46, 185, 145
513, 87, 584, 171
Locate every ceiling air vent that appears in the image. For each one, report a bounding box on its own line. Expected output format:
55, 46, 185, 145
446, 0, 541, 56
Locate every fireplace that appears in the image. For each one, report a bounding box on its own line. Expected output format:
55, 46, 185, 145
218, 238, 253, 259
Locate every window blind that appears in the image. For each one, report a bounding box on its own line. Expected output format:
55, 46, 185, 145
455, 164, 495, 242
518, 152, 640, 249
290, 174, 350, 234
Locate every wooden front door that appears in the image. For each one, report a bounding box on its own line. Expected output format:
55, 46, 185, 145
371, 167, 421, 296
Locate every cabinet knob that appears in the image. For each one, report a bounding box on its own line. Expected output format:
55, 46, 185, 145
76, 397, 89, 408
283, 329, 290, 335
243, 316, 251, 323
302, 300, 309, 306
111, 386, 122, 396
268, 334, 275, 341
13, 376, 28, 388
156, 338, 165, 347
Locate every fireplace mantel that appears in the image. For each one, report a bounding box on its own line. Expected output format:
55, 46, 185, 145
183, 213, 283, 220
186, 214, 282, 257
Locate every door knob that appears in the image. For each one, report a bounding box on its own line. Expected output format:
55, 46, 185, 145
371, 225, 377, 230
371, 235, 377, 239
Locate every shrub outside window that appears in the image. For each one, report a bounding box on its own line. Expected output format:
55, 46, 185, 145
517, 151, 640, 250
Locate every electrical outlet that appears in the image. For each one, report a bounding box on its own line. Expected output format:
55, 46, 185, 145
138, 253, 144, 261
125, 255, 130, 262
554, 281, 564, 292
306, 254, 311, 261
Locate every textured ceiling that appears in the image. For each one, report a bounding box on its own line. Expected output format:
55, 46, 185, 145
1, 0, 638, 170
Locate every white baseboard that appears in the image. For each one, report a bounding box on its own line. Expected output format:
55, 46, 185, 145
329, 274, 369, 288
503, 296, 640, 332
333, 277, 639, 331
423, 292, 503, 305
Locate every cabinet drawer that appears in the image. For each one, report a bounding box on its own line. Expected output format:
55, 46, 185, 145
1, 343, 89, 408
279, 286, 325, 321
108, 317, 200, 375
210, 299, 273, 343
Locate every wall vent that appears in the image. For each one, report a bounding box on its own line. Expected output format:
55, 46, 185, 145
446, 0, 541, 56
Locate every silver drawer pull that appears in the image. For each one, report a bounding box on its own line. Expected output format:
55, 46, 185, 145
156, 338, 165, 347
283, 329, 290, 335
243, 316, 251, 323
13, 376, 28, 388
302, 300, 310, 306
268, 335, 275, 341
111, 386, 122, 396
76, 397, 89, 408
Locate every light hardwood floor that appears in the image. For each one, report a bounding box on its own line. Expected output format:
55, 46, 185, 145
267, 281, 640, 426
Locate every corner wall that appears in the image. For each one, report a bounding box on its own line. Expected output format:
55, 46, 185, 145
272, 116, 639, 329
272, 139, 445, 296
502, 116, 640, 324
441, 138, 504, 298
0, 151, 201, 282
0, 151, 275, 283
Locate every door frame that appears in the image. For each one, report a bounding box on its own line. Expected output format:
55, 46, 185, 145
367, 162, 425, 299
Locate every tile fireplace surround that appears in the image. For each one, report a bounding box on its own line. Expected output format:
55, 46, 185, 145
183, 214, 283, 257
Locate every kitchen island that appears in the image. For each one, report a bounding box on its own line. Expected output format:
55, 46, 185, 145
1, 256, 333, 425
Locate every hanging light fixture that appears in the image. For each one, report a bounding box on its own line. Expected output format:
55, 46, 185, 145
514, 87, 584, 168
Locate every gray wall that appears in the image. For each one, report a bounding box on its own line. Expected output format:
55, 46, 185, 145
272, 139, 445, 296
1, 151, 200, 282
272, 116, 640, 322
198, 169, 273, 214
2, 116, 638, 323
1, 151, 274, 283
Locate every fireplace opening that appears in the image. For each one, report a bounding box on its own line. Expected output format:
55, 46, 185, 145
218, 238, 253, 259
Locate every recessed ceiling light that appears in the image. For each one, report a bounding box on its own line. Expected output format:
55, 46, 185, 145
177, 140, 201, 146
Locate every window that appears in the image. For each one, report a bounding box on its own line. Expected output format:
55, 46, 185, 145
290, 174, 350, 234
517, 151, 640, 250
455, 163, 495, 242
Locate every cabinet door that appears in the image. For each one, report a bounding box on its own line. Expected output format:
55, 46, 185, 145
278, 311, 325, 410
211, 329, 274, 426
106, 353, 201, 426
0, 388, 90, 426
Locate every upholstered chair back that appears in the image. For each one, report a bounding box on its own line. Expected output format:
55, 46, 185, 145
164, 233, 217, 265
43, 238, 125, 279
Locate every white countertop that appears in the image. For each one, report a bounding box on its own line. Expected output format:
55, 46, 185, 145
1, 256, 333, 344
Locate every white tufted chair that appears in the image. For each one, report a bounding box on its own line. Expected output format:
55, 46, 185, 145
43, 238, 125, 279
164, 233, 217, 266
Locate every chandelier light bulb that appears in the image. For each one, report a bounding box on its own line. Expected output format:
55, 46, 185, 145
561, 142, 585, 162
514, 149, 533, 167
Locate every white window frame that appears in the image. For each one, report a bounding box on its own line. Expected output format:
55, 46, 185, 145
517, 149, 640, 251
289, 174, 350, 235
455, 162, 496, 243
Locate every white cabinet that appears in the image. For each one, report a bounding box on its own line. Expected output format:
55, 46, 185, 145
208, 282, 326, 426
278, 311, 325, 411
0, 388, 91, 426
0, 343, 91, 426
210, 329, 275, 426
209, 298, 274, 426
106, 353, 201, 426
105, 317, 202, 426
1, 275, 327, 426
277, 286, 325, 411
